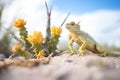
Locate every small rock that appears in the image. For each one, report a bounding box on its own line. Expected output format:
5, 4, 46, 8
65, 59, 73, 63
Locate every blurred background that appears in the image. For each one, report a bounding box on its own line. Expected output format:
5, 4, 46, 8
0, 0, 120, 58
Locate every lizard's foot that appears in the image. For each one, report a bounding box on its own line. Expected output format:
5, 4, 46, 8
70, 53, 74, 55
99, 53, 107, 57
79, 50, 85, 56
70, 51, 77, 55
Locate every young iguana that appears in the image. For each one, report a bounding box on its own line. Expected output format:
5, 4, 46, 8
66, 21, 120, 57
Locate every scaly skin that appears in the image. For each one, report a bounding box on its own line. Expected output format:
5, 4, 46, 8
66, 21, 120, 57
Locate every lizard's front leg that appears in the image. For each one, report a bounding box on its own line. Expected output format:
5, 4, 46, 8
68, 38, 74, 54
78, 40, 87, 55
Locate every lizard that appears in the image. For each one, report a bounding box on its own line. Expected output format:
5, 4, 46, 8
65, 21, 120, 57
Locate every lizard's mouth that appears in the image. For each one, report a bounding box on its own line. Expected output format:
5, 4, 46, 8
66, 26, 72, 32
66, 26, 80, 34
65, 25, 69, 29
65, 23, 71, 28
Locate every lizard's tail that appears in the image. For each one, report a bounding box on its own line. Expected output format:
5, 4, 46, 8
95, 45, 120, 57
106, 52, 120, 57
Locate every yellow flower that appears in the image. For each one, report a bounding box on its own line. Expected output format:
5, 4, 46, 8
36, 50, 45, 58
27, 31, 44, 44
13, 18, 26, 28
12, 44, 21, 53
51, 26, 62, 35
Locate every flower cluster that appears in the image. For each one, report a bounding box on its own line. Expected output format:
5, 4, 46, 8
27, 31, 44, 54
47, 26, 62, 53
12, 43, 21, 53
11, 42, 31, 58
14, 18, 26, 28
11, 18, 62, 59
27, 31, 44, 44
35, 50, 46, 58
51, 26, 62, 35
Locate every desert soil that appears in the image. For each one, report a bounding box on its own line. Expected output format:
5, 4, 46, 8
0, 53, 120, 80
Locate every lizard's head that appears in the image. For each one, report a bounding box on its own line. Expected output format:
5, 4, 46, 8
66, 21, 80, 34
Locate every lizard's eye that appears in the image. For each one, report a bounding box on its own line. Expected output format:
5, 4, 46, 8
70, 22, 75, 26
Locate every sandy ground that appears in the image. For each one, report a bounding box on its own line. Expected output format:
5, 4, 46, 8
0, 53, 120, 80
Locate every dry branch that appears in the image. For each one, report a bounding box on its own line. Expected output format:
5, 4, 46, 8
60, 12, 71, 27
3, 26, 34, 55
44, 2, 52, 55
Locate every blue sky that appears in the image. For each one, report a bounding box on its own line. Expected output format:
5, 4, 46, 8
2, 0, 120, 47
51, 0, 120, 14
